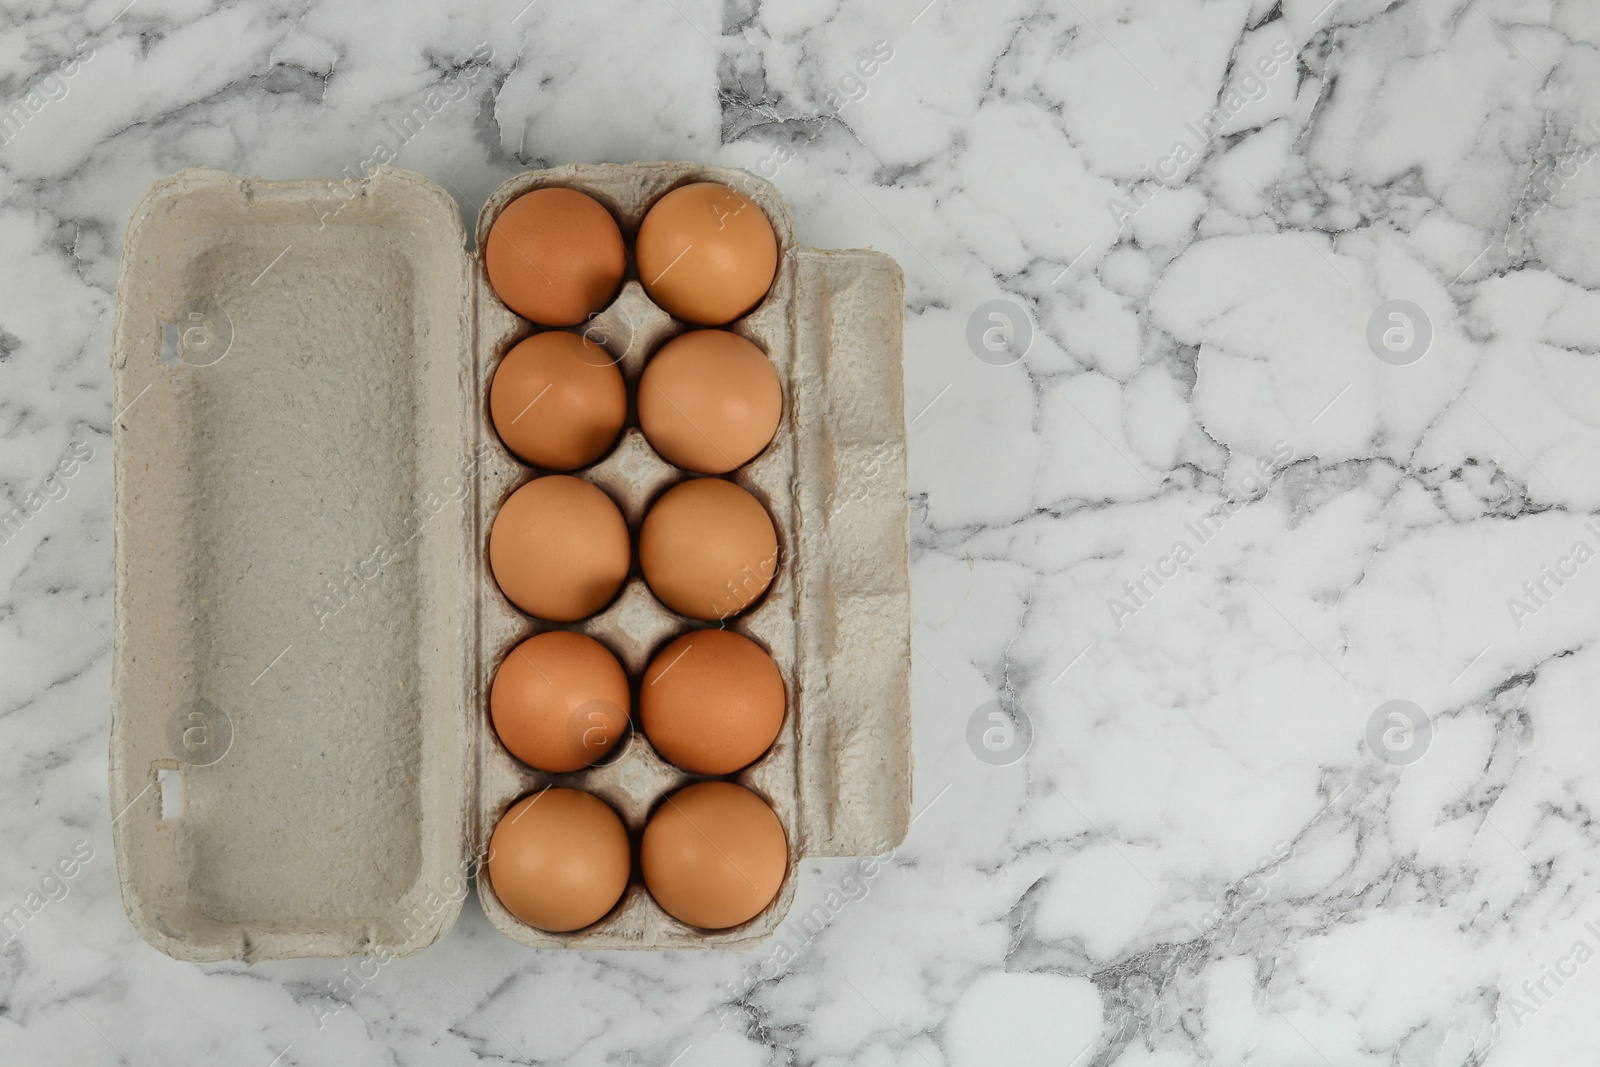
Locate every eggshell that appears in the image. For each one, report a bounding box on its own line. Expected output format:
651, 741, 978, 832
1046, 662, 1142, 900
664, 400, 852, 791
491, 331, 626, 470
636, 183, 778, 325
641, 782, 787, 929
487, 789, 631, 933
641, 630, 783, 774
638, 330, 782, 474
491, 631, 630, 772
489, 476, 630, 621
486, 187, 626, 326
638, 478, 777, 620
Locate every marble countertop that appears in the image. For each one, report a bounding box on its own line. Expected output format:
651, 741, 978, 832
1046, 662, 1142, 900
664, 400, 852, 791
5, 0, 1600, 1063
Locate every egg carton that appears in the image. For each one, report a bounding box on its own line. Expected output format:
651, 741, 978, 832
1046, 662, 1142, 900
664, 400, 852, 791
108, 164, 909, 960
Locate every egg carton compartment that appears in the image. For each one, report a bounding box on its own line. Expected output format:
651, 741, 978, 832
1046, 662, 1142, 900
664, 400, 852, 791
471, 164, 803, 948
109, 163, 908, 961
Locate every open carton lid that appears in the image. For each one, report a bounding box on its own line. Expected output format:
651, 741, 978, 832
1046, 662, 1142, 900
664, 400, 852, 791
110, 166, 910, 962
111, 169, 476, 961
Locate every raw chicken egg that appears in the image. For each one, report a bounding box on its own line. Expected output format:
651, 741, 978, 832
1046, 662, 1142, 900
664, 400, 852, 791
489, 476, 629, 621
487, 789, 631, 933
642, 781, 787, 930
490, 331, 625, 470
638, 330, 782, 474
486, 187, 625, 327
638, 479, 777, 620
636, 183, 778, 326
491, 631, 630, 772
641, 629, 783, 774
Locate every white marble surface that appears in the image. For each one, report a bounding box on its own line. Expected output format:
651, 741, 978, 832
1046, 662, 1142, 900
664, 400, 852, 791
5, 0, 1600, 1063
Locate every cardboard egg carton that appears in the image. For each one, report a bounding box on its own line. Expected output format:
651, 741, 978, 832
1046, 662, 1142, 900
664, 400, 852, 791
109, 164, 909, 959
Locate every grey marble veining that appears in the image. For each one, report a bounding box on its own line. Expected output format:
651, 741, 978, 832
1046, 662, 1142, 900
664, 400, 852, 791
4, 0, 1600, 1064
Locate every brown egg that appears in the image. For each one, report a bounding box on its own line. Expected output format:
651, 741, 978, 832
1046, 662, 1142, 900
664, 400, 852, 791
642, 782, 787, 929
641, 630, 783, 774
639, 479, 778, 620
638, 330, 782, 474
487, 789, 631, 932
636, 183, 779, 326
491, 632, 630, 772
489, 476, 629, 621
490, 332, 625, 470
486, 187, 626, 326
